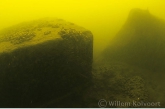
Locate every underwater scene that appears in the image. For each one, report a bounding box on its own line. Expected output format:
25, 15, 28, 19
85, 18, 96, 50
0, 0, 165, 108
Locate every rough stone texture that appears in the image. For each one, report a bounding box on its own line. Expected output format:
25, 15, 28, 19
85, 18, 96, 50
83, 63, 149, 108
0, 18, 93, 107
93, 9, 165, 108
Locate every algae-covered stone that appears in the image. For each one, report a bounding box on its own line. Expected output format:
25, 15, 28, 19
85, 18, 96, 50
84, 64, 148, 108
0, 18, 93, 107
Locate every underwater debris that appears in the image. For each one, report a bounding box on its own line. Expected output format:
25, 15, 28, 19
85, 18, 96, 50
123, 76, 148, 101
84, 65, 149, 108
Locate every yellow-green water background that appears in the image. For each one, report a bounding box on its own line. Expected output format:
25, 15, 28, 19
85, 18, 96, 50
1, 0, 165, 58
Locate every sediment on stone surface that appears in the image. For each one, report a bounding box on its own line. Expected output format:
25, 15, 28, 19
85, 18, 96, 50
0, 18, 93, 108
